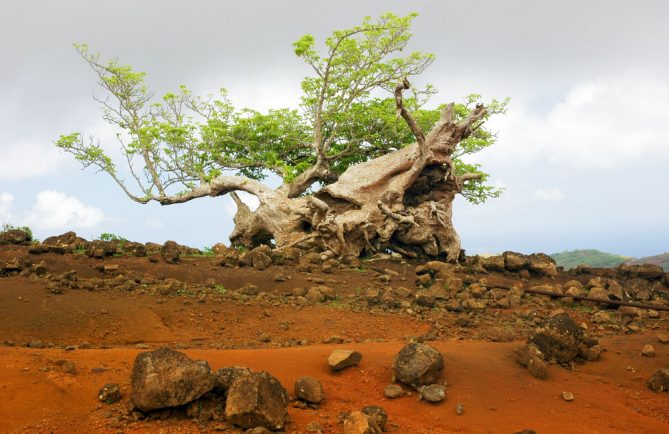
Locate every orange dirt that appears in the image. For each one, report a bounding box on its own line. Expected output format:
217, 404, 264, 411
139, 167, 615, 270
1, 247, 668, 433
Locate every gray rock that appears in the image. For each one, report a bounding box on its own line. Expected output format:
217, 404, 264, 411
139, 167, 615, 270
647, 368, 669, 392
328, 349, 362, 371
295, 376, 325, 404
392, 343, 444, 390
456, 403, 465, 415
98, 383, 121, 404
419, 384, 446, 402
130, 347, 215, 412
383, 384, 404, 399
214, 366, 254, 395
225, 370, 289, 431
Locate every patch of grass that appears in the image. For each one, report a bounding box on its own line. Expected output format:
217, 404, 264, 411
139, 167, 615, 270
214, 284, 226, 295
1, 223, 33, 239
202, 246, 215, 256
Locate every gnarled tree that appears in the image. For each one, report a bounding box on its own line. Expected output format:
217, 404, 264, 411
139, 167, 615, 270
57, 13, 506, 261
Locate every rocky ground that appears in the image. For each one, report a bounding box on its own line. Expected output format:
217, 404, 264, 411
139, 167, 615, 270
1, 229, 669, 433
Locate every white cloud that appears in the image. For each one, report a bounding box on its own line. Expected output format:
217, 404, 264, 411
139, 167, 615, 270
483, 70, 669, 170
0, 142, 70, 181
0, 192, 14, 223
25, 190, 104, 230
532, 187, 565, 201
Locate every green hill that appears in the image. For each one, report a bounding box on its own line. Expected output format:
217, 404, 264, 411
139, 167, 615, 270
550, 249, 631, 270
626, 253, 669, 271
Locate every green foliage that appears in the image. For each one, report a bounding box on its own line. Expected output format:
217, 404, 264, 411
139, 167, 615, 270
1, 223, 33, 239
98, 232, 126, 242
214, 284, 226, 295
58, 13, 505, 204
550, 249, 631, 270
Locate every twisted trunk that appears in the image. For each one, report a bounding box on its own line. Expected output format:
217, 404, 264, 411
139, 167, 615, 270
228, 96, 486, 262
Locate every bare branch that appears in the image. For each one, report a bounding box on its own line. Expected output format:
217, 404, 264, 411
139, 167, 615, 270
394, 78, 425, 146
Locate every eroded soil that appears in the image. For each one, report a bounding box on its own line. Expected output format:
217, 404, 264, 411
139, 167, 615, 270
1, 245, 668, 433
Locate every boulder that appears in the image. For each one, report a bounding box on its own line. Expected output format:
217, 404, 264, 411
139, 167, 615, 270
98, 383, 121, 404
130, 347, 215, 412
161, 240, 181, 263
618, 263, 665, 280
225, 370, 289, 431
527, 314, 583, 364
86, 240, 117, 258
527, 253, 558, 276
480, 255, 505, 272
251, 251, 272, 270
415, 261, 454, 279
514, 343, 548, 379
328, 349, 362, 371
343, 411, 382, 434
392, 343, 444, 390
361, 406, 387, 431
383, 384, 404, 399
214, 366, 254, 395
294, 376, 325, 404
418, 384, 446, 402
647, 368, 669, 392
0, 228, 31, 245
503, 251, 528, 271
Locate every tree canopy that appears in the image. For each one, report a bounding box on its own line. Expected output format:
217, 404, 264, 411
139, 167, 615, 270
57, 12, 506, 206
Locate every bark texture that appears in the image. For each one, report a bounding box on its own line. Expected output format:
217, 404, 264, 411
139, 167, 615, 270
227, 81, 487, 262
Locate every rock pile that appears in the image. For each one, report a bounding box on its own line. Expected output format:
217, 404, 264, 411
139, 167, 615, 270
515, 313, 603, 379
128, 348, 290, 431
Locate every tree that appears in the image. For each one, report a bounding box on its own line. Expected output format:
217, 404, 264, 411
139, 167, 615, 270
57, 13, 506, 261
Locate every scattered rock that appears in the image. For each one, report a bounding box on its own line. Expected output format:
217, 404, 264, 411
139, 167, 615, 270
55, 359, 77, 375
514, 343, 548, 379
343, 410, 382, 434
361, 406, 387, 431
527, 253, 558, 276
383, 384, 404, 399
392, 343, 444, 390
161, 240, 181, 263
561, 391, 574, 402
225, 370, 289, 431
214, 366, 254, 395
244, 428, 272, 434
98, 383, 121, 404
455, 403, 465, 415
328, 349, 362, 371
130, 347, 215, 412
641, 344, 656, 357
0, 228, 31, 245
527, 313, 583, 364
418, 384, 446, 402
647, 368, 669, 392
657, 333, 669, 344
294, 376, 325, 404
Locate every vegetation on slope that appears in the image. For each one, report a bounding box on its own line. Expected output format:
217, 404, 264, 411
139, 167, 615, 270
550, 249, 631, 270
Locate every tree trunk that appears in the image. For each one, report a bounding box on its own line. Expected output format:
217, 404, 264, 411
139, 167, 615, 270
228, 100, 486, 262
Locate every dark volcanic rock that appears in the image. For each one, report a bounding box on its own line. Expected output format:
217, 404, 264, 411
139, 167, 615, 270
527, 314, 583, 365
98, 383, 121, 404
294, 376, 325, 404
225, 370, 289, 431
130, 347, 215, 412
161, 240, 181, 263
392, 343, 444, 390
647, 368, 669, 392
214, 366, 254, 395
514, 343, 548, 379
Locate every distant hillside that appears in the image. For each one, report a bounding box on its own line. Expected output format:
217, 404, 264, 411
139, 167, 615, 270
626, 253, 669, 271
550, 249, 631, 270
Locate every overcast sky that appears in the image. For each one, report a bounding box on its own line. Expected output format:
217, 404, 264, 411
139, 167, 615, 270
1, 0, 668, 257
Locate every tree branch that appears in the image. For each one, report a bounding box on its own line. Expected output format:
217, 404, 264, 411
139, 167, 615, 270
394, 78, 425, 146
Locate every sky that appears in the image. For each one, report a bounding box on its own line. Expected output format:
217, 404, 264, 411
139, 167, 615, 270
1, 0, 668, 257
